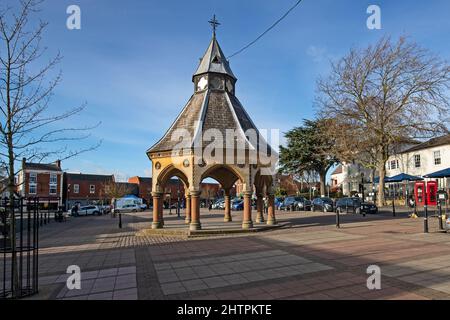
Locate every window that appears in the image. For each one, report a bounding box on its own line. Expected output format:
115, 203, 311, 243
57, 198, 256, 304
390, 160, 399, 170
74, 184, 80, 194
90, 185, 95, 194
29, 184, 36, 194
49, 184, 57, 195
49, 173, 57, 195
414, 154, 421, 168
434, 151, 441, 165
29, 172, 37, 194
29, 172, 37, 184
50, 173, 57, 184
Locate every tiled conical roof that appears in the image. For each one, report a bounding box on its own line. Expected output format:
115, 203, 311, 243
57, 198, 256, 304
147, 36, 271, 156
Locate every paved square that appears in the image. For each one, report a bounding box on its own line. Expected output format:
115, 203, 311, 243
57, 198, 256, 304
15, 208, 450, 300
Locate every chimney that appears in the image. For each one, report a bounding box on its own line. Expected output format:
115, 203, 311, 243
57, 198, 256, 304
55, 159, 61, 169
22, 158, 26, 170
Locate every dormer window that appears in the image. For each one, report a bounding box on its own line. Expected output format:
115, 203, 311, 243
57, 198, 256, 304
212, 55, 221, 64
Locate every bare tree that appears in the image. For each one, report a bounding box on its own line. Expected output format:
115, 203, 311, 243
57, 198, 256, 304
103, 181, 134, 205
317, 37, 450, 206
0, 0, 99, 295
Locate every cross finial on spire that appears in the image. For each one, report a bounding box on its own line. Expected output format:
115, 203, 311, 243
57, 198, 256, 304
208, 14, 220, 36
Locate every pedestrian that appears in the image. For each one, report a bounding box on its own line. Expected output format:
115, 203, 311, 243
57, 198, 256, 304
72, 204, 78, 217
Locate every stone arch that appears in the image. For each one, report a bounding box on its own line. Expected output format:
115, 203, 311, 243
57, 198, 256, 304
200, 164, 244, 190
157, 164, 190, 189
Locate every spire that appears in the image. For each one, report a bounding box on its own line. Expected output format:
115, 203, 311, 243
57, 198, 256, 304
193, 16, 236, 81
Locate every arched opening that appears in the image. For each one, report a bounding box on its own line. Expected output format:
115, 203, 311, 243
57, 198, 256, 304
253, 170, 276, 225
200, 165, 243, 224
152, 165, 190, 229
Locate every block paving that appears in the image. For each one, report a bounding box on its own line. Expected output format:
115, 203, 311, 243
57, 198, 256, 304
13, 207, 450, 300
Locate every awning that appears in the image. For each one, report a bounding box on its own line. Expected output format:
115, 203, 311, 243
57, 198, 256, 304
387, 173, 424, 182
423, 167, 450, 178
373, 176, 391, 183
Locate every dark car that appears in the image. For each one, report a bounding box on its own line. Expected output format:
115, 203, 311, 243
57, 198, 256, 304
311, 197, 334, 212
335, 197, 378, 215
279, 196, 311, 211
232, 199, 244, 211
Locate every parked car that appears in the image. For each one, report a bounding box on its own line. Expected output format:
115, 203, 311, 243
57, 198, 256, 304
99, 205, 111, 214
279, 196, 312, 211
71, 205, 100, 216
232, 199, 244, 211
113, 204, 140, 214
335, 197, 378, 215
311, 197, 334, 212
140, 204, 147, 211
275, 197, 284, 210
296, 198, 312, 211
212, 199, 224, 210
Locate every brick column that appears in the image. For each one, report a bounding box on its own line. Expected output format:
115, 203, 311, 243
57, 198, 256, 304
242, 191, 253, 229
152, 192, 163, 229
185, 192, 191, 224
224, 189, 232, 222
267, 193, 277, 225
255, 193, 264, 223
190, 191, 201, 231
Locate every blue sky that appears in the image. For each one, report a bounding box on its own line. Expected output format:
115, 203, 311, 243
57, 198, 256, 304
7, 0, 450, 181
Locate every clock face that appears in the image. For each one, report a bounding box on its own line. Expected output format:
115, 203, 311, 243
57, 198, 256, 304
197, 76, 208, 91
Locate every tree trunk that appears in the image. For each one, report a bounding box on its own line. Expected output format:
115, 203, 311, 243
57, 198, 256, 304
377, 162, 386, 207
319, 171, 326, 197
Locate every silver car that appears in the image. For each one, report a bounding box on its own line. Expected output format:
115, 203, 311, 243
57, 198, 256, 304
113, 204, 140, 214
71, 205, 100, 216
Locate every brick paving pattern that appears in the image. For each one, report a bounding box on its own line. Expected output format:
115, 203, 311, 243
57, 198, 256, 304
19, 207, 450, 300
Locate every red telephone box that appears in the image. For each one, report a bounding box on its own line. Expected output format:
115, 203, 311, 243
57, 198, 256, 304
414, 181, 438, 206
427, 180, 438, 206
415, 182, 425, 206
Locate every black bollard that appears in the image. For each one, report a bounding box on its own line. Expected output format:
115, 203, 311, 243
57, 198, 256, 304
392, 200, 396, 217
119, 213, 122, 229
424, 204, 429, 233
336, 210, 340, 228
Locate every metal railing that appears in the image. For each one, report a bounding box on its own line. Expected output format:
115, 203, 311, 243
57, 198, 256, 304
1, 197, 42, 299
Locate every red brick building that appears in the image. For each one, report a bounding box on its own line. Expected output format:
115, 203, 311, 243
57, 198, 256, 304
17, 158, 63, 209
63, 173, 114, 209
128, 176, 152, 202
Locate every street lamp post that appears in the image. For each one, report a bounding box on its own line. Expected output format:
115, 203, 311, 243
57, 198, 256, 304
424, 187, 429, 233
361, 173, 365, 202
392, 184, 396, 217
177, 179, 181, 218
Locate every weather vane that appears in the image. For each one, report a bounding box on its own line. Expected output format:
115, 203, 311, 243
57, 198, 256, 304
208, 14, 220, 36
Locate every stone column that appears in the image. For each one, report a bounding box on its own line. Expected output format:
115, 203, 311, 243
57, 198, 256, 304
224, 189, 232, 222
255, 193, 264, 223
267, 193, 277, 225
159, 195, 164, 227
185, 192, 191, 224
190, 191, 201, 231
242, 191, 253, 229
152, 192, 163, 229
